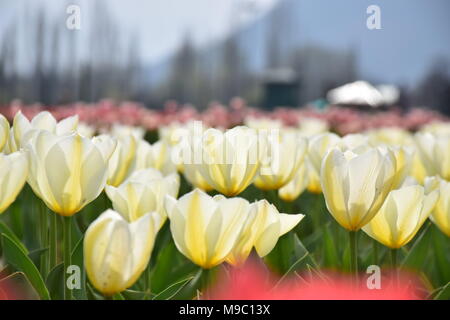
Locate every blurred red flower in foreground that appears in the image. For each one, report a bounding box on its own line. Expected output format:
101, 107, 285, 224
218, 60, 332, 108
0, 281, 22, 300
207, 261, 425, 300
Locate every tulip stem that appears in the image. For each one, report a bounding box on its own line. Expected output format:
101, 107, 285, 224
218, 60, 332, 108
49, 213, 57, 268
144, 266, 151, 295
390, 248, 397, 268
39, 201, 49, 277
390, 248, 399, 287
372, 239, 378, 264
200, 268, 212, 299
349, 231, 358, 284
63, 216, 72, 300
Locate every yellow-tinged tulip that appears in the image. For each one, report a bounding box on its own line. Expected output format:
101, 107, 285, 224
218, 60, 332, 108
415, 132, 450, 180
366, 129, 430, 185
3, 128, 17, 154
298, 117, 329, 137
159, 120, 207, 147
110, 124, 145, 140
244, 117, 283, 130
77, 122, 95, 138
26, 131, 116, 216
339, 134, 370, 151
105, 168, 179, 228
254, 132, 308, 190
410, 150, 427, 184
106, 133, 137, 187
168, 121, 208, 173
0, 114, 9, 152
308, 132, 368, 178
420, 122, 450, 136
164, 189, 250, 268
308, 133, 341, 174
278, 161, 309, 202
388, 146, 414, 189
306, 159, 322, 194
428, 176, 450, 237
362, 180, 439, 248
84, 209, 160, 295
0, 152, 28, 214
183, 164, 214, 192
321, 147, 396, 231
191, 126, 263, 196
367, 127, 414, 147
133, 139, 177, 175
12, 111, 78, 151
226, 199, 304, 265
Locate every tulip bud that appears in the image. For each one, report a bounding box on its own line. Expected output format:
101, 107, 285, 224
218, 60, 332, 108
254, 132, 308, 190
13, 111, 78, 151
26, 131, 116, 216
84, 210, 160, 295
191, 126, 263, 196
106, 168, 179, 228
320, 147, 396, 231
227, 199, 304, 266
362, 180, 439, 248
164, 189, 250, 268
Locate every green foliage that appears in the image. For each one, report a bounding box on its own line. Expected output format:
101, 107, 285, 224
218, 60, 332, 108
1, 233, 50, 300
0, 186, 448, 300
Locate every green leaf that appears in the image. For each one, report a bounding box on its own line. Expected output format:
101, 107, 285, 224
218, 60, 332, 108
434, 282, 450, 300
152, 276, 194, 300
45, 263, 64, 300
71, 236, 87, 300
170, 269, 203, 300
402, 223, 432, 269
322, 225, 340, 268
0, 221, 28, 254
28, 247, 49, 269
431, 226, 450, 286
1, 233, 50, 300
86, 282, 105, 300
150, 240, 197, 294
265, 232, 318, 275
112, 293, 125, 300
7, 204, 24, 240
121, 289, 148, 300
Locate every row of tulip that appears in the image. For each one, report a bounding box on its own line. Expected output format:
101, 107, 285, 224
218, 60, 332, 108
0, 99, 447, 135
0, 108, 449, 300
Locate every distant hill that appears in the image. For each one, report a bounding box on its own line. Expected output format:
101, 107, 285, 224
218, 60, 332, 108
143, 0, 450, 90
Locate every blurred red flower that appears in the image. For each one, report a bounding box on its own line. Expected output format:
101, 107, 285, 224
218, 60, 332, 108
207, 260, 425, 300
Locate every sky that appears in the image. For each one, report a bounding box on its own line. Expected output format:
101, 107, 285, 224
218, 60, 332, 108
0, 0, 448, 87
0, 0, 279, 65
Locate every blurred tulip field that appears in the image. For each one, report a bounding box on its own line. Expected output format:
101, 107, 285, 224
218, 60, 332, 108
0, 100, 449, 300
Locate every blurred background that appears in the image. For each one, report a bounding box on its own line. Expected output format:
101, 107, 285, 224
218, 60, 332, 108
0, 0, 449, 114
